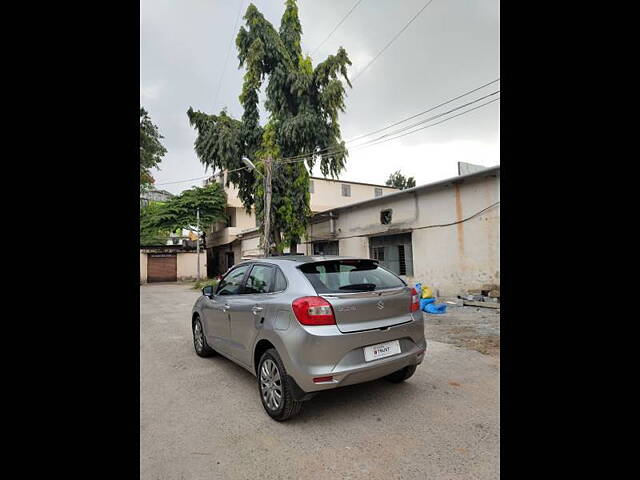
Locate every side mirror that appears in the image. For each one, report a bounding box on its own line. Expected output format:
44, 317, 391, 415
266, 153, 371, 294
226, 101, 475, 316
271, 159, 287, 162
202, 285, 214, 298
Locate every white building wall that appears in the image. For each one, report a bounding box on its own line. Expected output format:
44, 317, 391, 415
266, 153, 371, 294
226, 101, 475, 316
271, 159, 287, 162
310, 172, 500, 296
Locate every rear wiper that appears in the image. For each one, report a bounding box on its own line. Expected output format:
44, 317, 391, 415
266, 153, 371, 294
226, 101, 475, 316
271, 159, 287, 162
339, 283, 376, 291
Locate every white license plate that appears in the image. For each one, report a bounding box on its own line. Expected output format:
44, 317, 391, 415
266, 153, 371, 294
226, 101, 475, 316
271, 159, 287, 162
364, 340, 401, 362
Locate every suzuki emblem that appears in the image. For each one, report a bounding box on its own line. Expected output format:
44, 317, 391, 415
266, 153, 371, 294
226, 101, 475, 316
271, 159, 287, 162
377, 301, 385, 310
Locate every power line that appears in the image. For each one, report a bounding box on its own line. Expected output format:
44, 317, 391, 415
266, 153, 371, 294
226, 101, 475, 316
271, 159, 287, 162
158, 85, 499, 186
272, 80, 499, 163
213, 0, 245, 111
154, 175, 210, 186
351, 91, 500, 150
154, 164, 250, 186
276, 87, 500, 163
347, 78, 499, 143
350, 0, 436, 83
159, 92, 499, 185
359, 96, 500, 150
311, 0, 364, 56
279, 94, 499, 164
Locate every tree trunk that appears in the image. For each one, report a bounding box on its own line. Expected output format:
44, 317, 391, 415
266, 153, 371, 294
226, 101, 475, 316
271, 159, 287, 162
289, 239, 298, 254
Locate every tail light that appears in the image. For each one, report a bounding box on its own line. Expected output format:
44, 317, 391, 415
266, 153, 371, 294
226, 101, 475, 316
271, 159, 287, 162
410, 288, 420, 312
292, 296, 336, 325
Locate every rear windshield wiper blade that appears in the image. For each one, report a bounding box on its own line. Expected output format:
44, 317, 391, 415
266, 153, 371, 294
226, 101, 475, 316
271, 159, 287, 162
338, 283, 376, 291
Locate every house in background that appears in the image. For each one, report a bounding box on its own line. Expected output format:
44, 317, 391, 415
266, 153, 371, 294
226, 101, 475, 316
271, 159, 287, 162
140, 188, 174, 207
204, 171, 398, 276
302, 165, 500, 296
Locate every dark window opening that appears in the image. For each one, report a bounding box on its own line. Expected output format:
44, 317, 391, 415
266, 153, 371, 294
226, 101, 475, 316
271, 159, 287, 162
368, 233, 413, 277
381, 209, 392, 224
398, 245, 407, 275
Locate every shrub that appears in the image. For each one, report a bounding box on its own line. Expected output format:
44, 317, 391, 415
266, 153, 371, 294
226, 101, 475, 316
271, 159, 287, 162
193, 278, 219, 290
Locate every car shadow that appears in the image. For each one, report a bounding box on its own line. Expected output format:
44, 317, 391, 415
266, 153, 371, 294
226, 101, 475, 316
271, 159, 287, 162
204, 352, 422, 424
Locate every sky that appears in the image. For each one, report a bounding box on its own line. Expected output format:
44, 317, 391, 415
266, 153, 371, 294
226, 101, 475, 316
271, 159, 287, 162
140, 0, 499, 195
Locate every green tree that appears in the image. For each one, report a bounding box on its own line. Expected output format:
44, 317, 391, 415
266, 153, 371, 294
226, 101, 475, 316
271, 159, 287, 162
140, 182, 227, 246
187, 0, 352, 253
386, 170, 416, 190
140, 107, 167, 190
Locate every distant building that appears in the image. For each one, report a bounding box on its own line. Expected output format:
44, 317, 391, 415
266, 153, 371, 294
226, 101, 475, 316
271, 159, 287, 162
236, 166, 500, 296
204, 171, 398, 276
140, 189, 174, 207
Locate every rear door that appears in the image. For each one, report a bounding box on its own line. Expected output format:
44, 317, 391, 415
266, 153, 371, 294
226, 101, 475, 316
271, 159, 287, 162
299, 259, 414, 333
227, 264, 277, 367
201, 263, 251, 354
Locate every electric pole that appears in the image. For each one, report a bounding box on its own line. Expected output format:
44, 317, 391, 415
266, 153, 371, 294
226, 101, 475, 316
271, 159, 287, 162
263, 156, 273, 257
196, 207, 201, 281
241, 156, 272, 258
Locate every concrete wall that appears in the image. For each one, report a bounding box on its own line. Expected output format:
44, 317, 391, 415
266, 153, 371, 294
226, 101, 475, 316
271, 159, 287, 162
140, 252, 148, 284
139, 252, 207, 283
308, 172, 500, 296
177, 252, 207, 281
310, 179, 397, 212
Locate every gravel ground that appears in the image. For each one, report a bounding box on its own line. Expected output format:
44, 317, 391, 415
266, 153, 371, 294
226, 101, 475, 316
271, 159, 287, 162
141, 284, 500, 480
422, 300, 501, 358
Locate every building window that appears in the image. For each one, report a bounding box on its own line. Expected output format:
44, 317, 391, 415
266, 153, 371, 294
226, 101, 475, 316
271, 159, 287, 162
313, 241, 339, 256
398, 245, 407, 275
309, 180, 314, 194
374, 187, 383, 197
371, 246, 385, 262
341, 184, 351, 197
369, 233, 413, 277
227, 208, 236, 227
381, 209, 392, 225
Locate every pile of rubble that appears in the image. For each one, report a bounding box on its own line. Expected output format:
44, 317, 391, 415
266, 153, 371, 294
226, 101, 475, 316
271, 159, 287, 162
456, 284, 500, 309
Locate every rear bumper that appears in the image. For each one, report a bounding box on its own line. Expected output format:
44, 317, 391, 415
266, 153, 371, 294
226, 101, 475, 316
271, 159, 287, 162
282, 313, 426, 393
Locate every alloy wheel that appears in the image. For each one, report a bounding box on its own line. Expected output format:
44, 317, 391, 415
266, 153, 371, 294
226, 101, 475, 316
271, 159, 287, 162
260, 359, 283, 411
193, 320, 204, 352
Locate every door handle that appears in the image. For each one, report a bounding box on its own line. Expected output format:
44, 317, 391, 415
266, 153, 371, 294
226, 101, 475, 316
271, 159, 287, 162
251, 306, 264, 316
221, 304, 230, 312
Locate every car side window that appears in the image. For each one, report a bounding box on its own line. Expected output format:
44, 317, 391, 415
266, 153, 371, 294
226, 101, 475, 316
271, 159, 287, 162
244, 265, 275, 294
216, 265, 251, 296
273, 268, 287, 292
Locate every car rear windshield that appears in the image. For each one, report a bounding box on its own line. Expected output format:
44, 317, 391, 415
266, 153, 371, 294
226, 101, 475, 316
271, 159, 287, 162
299, 259, 406, 294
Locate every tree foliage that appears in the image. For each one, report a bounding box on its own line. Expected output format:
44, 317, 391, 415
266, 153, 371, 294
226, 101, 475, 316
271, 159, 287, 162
187, 0, 352, 252
140, 107, 167, 189
386, 170, 416, 190
140, 183, 227, 245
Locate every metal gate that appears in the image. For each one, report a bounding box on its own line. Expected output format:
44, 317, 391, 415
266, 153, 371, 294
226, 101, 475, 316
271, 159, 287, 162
147, 254, 177, 282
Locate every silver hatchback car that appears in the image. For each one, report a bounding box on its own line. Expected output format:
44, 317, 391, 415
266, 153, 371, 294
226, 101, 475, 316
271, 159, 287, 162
191, 255, 427, 421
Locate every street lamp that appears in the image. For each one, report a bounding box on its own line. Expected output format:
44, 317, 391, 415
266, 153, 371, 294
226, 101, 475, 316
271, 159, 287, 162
242, 156, 272, 258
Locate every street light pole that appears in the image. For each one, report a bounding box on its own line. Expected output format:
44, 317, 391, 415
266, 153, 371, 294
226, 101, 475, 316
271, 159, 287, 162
263, 157, 273, 258
196, 207, 201, 281
242, 156, 272, 258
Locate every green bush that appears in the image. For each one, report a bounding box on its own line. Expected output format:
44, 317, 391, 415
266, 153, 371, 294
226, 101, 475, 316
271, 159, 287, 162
193, 278, 219, 290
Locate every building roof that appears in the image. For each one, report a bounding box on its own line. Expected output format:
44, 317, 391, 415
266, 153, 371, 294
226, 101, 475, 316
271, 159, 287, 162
309, 176, 397, 189
311, 165, 500, 219
236, 255, 370, 265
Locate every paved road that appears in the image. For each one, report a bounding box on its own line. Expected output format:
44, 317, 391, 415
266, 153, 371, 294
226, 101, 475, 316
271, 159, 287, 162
141, 284, 499, 480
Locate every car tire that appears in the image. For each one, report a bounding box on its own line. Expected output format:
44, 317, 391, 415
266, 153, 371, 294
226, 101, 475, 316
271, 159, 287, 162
384, 364, 417, 383
192, 316, 216, 357
258, 348, 303, 421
